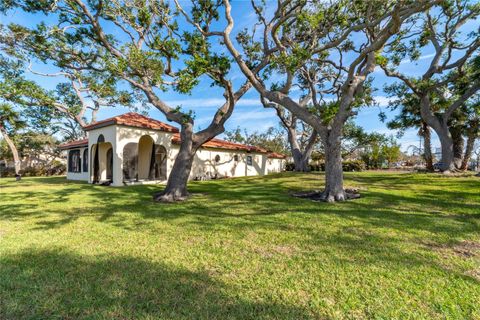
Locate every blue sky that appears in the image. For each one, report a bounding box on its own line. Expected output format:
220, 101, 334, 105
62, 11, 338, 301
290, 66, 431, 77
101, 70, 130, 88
2, 2, 478, 152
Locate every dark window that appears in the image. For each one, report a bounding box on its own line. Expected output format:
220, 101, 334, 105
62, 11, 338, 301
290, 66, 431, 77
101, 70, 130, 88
246, 155, 253, 166
97, 134, 105, 143
68, 149, 81, 173
233, 155, 239, 162
214, 155, 220, 163
82, 149, 88, 172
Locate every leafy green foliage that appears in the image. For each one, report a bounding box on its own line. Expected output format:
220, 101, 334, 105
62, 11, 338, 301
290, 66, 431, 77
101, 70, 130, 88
359, 135, 402, 169
224, 126, 288, 154
0, 103, 25, 132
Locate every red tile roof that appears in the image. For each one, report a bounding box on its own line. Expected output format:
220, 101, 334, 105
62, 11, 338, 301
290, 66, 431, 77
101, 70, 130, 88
267, 152, 287, 159
83, 112, 179, 133
171, 133, 287, 159
60, 113, 287, 159
58, 138, 88, 150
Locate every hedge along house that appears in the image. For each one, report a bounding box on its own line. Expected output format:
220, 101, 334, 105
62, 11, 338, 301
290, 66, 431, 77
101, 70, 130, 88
59, 112, 286, 187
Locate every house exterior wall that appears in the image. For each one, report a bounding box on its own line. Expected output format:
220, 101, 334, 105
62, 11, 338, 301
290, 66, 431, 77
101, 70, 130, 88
66, 125, 285, 186
87, 126, 119, 185
115, 126, 176, 186
186, 147, 284, 179
65, 147, 89, 181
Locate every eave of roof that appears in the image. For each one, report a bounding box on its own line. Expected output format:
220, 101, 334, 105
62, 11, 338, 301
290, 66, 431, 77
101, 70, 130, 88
83, 112, 179, 133
171, 133, 287, 158
267, 152, 287, 159
58, 138, 89, 150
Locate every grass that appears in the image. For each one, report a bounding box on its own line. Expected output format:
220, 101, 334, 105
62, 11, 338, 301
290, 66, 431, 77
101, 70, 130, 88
0, 172, 479, 319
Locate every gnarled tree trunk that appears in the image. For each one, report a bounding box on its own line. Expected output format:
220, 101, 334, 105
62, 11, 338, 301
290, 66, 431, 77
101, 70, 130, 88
153, 124, 197, 202
450, 126, 464, 170
287, 126, 317, 172
320, 133, 345, 202
437, 129, 456, 172
419, 95, 455, 173
0, 125, 21, 176
291, 148, 310, 172
460, 131, 477, 171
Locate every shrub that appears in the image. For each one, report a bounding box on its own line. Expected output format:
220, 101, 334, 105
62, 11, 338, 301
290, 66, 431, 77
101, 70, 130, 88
0, 166, 16, 178
343, 160, 366, 172
0, 163, 66, 178
285, 160, 364, 172
285, 163, 295, 171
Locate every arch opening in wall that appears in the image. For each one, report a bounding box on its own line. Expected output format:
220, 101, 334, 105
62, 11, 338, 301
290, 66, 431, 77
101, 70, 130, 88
68, 149, 81, 173
129, 135, 167, 182
83, 148, 88, 173
152, 145, 167, 180
91, 142, 113, 183
91, 144, 99, 183
138, 135, 154, 180
106, 147, 113, 180
123, 142, 138, 181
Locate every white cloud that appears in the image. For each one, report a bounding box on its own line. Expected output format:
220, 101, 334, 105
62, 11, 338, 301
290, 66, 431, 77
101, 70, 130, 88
373, 96, 392, 106
373, 53, 436, 74
400, 53, 436, 65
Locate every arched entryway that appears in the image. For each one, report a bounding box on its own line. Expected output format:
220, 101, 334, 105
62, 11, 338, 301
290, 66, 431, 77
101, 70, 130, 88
91, 144, 99, 183
122, 135, 167, 182
91, 135, 113, 183
123, 142, 138, 181
152, 145, 167, 180
138, 135, 154, 180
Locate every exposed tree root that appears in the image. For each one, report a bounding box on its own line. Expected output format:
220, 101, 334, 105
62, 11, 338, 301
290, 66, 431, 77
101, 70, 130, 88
153, 190, 189, 202
291, 188, 361, 202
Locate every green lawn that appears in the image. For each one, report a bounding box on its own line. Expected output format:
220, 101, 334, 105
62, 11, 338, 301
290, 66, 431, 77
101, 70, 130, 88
0, 172, 479, 319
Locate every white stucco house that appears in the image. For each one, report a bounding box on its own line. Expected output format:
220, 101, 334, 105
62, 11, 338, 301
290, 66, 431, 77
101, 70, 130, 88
59, 112, 286, 187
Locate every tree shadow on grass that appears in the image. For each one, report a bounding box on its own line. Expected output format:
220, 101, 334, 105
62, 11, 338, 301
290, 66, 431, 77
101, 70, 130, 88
0, 248, 316, 320
0, 176, 74, 187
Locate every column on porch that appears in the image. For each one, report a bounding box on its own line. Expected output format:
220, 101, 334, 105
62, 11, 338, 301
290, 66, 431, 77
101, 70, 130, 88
112, 138, 124, 187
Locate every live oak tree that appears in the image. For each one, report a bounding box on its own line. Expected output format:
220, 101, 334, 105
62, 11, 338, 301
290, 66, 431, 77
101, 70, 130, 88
0, 55, 27, 176
0, 131, 63, 172
459, 94, 480, 170
175, 0, 435, 201
473, 141, 480, 173
224, 126, 288, 154
384, 84, 435, 171
226, 0, 435, 201
0, 58, 59, 176
0, 103, 24, 176
0, 38, 134, 137
261, 97, 318, 172
386, 83, 480, 172
1, 0, 256, 201
380, 0, 480, 172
